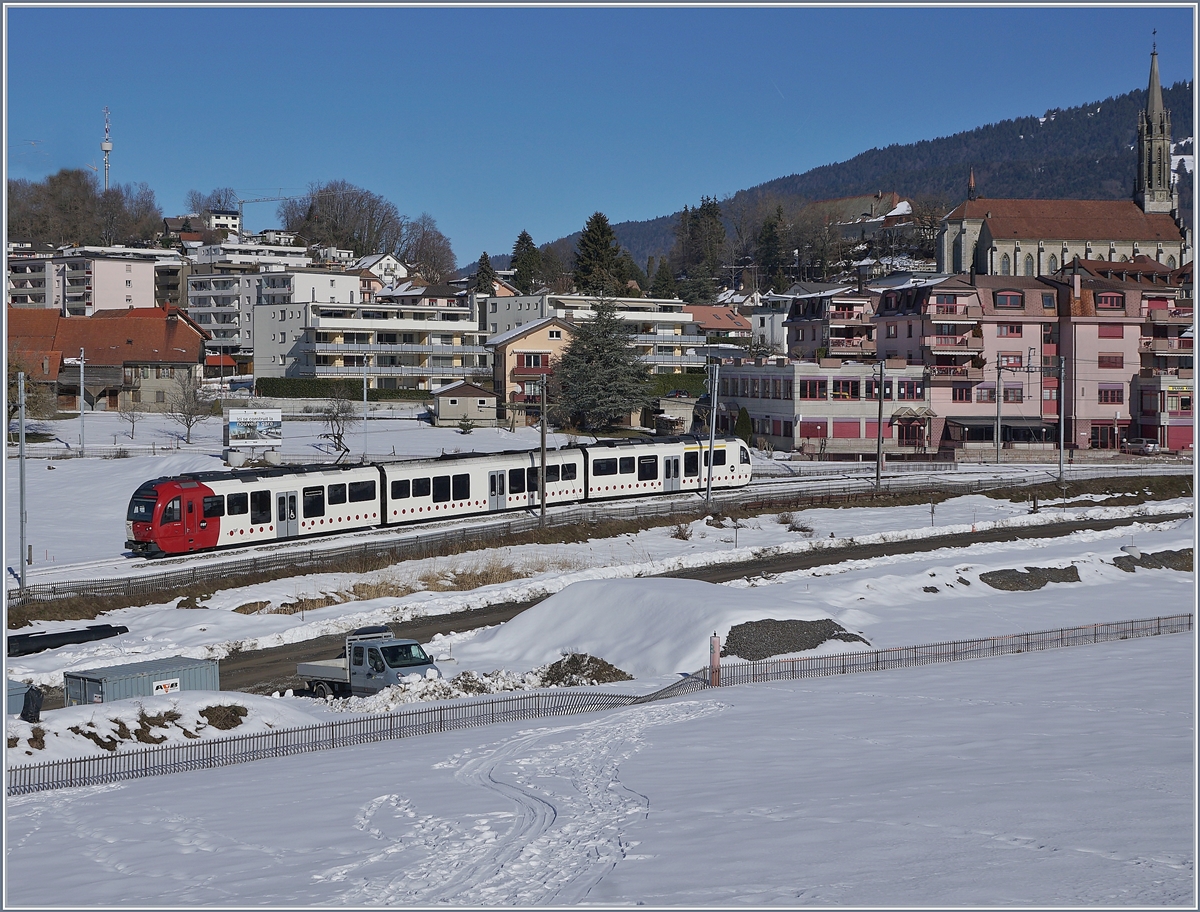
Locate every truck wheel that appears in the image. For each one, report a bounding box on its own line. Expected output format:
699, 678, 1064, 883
313, 682, 332, 699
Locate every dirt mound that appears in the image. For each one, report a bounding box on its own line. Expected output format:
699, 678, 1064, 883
538, 653, 634, 686
722, 618, 869, 662
199, 705, 248, 731
979, 566, 1081, 591
1112, 548, 1193, 573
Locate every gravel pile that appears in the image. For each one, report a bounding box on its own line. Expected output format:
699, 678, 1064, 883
979, 565, 1081, 591
721, 619, 870, 662
1112, 548, 1193, 573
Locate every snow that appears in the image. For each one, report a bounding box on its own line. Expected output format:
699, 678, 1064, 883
3, 417, 1195, 905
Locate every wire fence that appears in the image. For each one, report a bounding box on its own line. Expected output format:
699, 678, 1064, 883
6, 465, 1192, 609
6, 614, 1190, 796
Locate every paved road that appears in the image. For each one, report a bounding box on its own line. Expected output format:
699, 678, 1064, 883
216, 509, 1190, 697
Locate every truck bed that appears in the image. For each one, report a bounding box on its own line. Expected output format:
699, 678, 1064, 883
296, 658, 349, 683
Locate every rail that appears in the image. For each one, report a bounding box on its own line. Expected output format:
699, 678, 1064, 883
5, 465, 1193, 608
6, 614, 1189, 796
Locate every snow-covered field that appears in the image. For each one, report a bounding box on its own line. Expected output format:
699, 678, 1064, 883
3, 412, 1196, 906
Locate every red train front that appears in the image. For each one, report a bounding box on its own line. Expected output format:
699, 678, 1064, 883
126, 479, 222, 556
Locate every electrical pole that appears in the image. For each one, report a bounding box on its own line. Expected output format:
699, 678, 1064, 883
362, 347, 368, 460
994, 362, 1003, 464
875, 360, 885, 489
19, 372, 28, 591
79, 347, 86, 456
539, 379, 547, 528
705, 359, 720, 507
1057, 355, 1065, 484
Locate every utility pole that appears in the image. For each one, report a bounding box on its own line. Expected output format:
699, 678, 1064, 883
705, 359, 721, 507
994, 362, 1003, 464
1057, 355, 1065, 484
875, 360, 885, 489
539, 380, 547, 528
362, 348, 368, 460
79, 347, 86, 456
19, 372, 28, 591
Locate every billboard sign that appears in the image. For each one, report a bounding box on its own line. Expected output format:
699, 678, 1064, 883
227, 409, 283, 447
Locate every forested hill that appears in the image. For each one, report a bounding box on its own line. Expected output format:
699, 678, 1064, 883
598, 80, 1192, 268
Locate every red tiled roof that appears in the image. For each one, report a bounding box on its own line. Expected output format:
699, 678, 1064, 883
945, 198, 1183, 243
7, 306, 208, 369
206, 354, 236, 368
682, 305, 752, 332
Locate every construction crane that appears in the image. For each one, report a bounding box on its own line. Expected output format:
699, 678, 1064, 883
236, 188, 356, 235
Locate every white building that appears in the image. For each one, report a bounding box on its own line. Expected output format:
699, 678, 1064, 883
205, 209, 241, 234
191, 241, 312, 271
353, 253, 409, 284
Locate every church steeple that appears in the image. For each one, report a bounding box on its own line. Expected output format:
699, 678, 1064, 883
967, 168, 978, 201
1136, 46, 1176, 214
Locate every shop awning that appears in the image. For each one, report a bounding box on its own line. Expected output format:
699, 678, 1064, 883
948, 416, 1053, 430
891, 406, 937, 419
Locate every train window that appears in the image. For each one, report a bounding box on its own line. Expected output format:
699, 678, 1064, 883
202, 495, 225, 518
593, 458, 617, 476
348, 480, 376, 503
390, 479, 410, 499
545, 465, 560, 483
250, 491, 271, 524
526, 467, 539, 492
684, 452, 699, 476
561, 463, 577, 481
618, 457, 635, 474
160, 497, 181, 525
328, 483, 347, 505
508, 468, 525, 494
432, 475, 451, 502
741, 447, 751, 465
127, 496, 156, 522
452, 473, 470, 500
187, 500, 194, 514
227, 492, 248, 515
703, 449, 727, 467
303, 486, 325, 518
413, 477, 431, 498
637, 455, 658, 481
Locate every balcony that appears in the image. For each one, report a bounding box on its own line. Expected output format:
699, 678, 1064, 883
827, 337, 874, 353
931, 304, 982, 318
925, 335, 984, 351
512, 364, 552, 377
1140, 338, 1194, 353
1145, 308, 1194, 325
1140, 367, 1194, 379
828, 311, 867, 323
928, 365, 984, 381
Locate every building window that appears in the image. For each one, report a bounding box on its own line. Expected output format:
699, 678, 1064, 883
1167, 255, 1177, 269
1002, 386, 1023, 403
131, 390, 142, 403
1097, 324, 1124, 339
1098, 386, 1124, 404
907, 323, 913, 338
155, 390, 166, 403
995, 292, 1023, 309
1095, 293, 1124, 310
1097, 353, 1124, 369
1042, 293, 1056, 310
886, 324, 898, 339
1024, 254, 1035, 276
796, 379, 827, 400
1000, 254, 1011, 275
831, 379, 858, 399
998, 352, 1023, 368
997, 324, 1023, 337
126, 296, 132, 303
896, 380, 923, 400
976, 387, 996, 402
125, 264, 131, 273
1043, 388, 1058, 401
952, 384, 971, 402
125, 279, 132, 288
549, 330, 561, 339
1048, 255, 1058, 273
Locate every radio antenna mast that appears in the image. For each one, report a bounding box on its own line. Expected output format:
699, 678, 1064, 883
101, 107, 112, 191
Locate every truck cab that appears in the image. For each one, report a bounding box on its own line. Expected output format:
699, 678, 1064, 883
348, 635, 440, 695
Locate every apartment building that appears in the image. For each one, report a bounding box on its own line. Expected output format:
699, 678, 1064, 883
784, 282, 879, 362
484, 293, 705, 374
252, 280, 489, 390
190, 240, 312, 271
485, 317, 573, 416
185, 262, 260, 360
47, 248, 157, 316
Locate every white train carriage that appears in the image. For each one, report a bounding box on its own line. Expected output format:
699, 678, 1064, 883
582, 435, 751, 501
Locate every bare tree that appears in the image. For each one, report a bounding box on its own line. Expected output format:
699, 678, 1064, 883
401, 213, 456, 284
165, 372, 211, 444
6, 358, 56, 443
185, 187, 239, 215
319, 385, 359, 460
118, 395, 146, 440
278, 180, 408, 258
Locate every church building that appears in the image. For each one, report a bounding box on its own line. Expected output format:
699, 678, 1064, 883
937, 50, 1191, 276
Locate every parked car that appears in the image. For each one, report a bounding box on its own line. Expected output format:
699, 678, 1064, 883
1120, 438, 1161, 455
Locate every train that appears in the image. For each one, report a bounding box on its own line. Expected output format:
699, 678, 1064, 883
125, 435, 753, 557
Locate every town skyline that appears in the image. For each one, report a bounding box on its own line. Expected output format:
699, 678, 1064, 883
5, 5, 1196, 264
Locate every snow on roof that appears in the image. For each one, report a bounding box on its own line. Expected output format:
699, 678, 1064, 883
885, 200, 913, 218
484, 317, 562, 347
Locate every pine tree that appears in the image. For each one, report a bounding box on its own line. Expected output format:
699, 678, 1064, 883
650, 259, 677, 298
573, 212, 622, 295
511, 230, 541, 294
474, 251, 497, 295
551, 300, 651, 429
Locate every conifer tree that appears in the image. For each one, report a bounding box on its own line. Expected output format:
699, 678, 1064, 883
511, 230, 541, 294
473, 251, 497, 295
551, 300, 651, 429
734, 406, 753, 444
573, 212, 622, 295
650, 259, 677, 298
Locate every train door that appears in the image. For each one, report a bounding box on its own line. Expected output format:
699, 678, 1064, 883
183, 495, 201, 549
664, 456, 681, 492
488, 470, 506, 511
276, 490, 298, 538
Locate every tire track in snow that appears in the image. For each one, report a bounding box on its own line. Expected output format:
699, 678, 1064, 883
330, 699, 724, 905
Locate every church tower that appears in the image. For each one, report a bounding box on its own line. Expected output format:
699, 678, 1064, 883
1135, 47, 1177, 214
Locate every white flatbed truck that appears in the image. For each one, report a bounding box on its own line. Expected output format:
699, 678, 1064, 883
297, 626, 442, 698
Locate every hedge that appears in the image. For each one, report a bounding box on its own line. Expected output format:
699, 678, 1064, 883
254, 378, 432, 401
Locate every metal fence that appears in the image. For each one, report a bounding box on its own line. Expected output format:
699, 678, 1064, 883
6, 614, 1190, 796
6, 465, 1192, 609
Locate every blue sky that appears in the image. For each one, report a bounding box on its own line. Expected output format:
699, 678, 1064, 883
4, 5, 1195, 267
